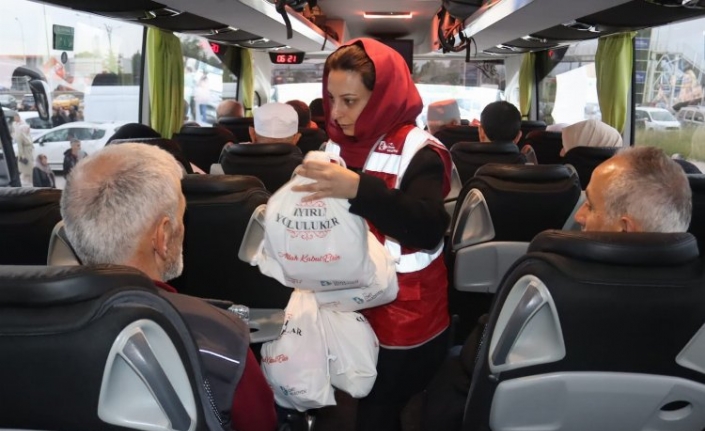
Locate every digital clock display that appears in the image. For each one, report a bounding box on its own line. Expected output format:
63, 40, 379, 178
209, 42, 222, 55
268, 51, 305, 64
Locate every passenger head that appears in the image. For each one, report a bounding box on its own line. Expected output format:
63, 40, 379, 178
323, 38, 422, 165
108, 123, 161, 143
561, 119, 623, 156
309, 98, 324, 119
249, 102, 300, 144
61, 143, 186, 281
427, 99, 461, 135
217, 99, 244, 120
575, 146, 691, 233
286, 99, 311, 128
479, 101, 522, 143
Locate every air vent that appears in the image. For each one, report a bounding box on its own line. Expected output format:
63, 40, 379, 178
179, 26, 237, 36
643, 0, 705, 7
562, 20, 601, 32
95, 7, 180, 21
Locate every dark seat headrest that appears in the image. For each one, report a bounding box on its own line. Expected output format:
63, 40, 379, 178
526, 130, 562, 141
529, 230, 699, 266
226, 143, 302, 157
0, 265, 154, 306
521, 120, 547, 129
476, 164, 575, 183
0, 188, 61, 210
218, 117, 254, 126
181, 174, 265, 194
563, 146, 619, 159
688, 174, 705, 192
175, 126, 233, 138
451, 142, 520, 155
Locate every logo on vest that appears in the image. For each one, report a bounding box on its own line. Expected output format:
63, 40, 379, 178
280, 385, 307, 397
377, 140, 398, 154
276, 200, 340, 240
320, 280, 359, 287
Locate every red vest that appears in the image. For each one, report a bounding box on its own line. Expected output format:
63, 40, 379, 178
328, 124, 452, 347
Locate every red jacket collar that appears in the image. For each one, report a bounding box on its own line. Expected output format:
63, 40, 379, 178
153, 280, 178, 293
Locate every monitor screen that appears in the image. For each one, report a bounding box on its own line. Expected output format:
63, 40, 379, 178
379, 39, 414, 74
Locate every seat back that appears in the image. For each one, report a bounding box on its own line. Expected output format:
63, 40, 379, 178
674, 158, 702, 174
0, 188, 62, 265
463, 231, 705, 431
433, 125, 481, 150
296, 127, 328, 156
0, 264, 213, 431
171, 174, 291, 308
687, 174, 705, 253
172, 127, 235, 172
220, 143, 303, 193
217, 117, 254, 143
47, 220, 81, 265
450, 142, 527, 185
522, 130, 564, 165
450, 164, 580, 293
519, 120, 547, 145
561, 146, 619, 189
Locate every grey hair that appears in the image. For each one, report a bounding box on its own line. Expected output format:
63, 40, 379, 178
604, 146, 692, 233
61, 143, 184, 265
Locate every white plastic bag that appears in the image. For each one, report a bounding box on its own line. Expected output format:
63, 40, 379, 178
254, 151, 377, 291
314, 231, 399, 312
260, 290, 336, 411
321, 310, 379, 398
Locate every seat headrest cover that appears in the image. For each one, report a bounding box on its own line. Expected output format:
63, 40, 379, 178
226, 143, 302, 157
529, 230, 699, 266
181, 174, 265, 194
452, 142, 520, 154
176, 127, 225, 137
521, 120, 547, 128
0, 188, 61, 210
563, 146, 619, 158
218, 117, 254, 125
0, 265, 155, 306
688, 174, 705, 192
476, 164, 575, 183
526, 130, 562, 140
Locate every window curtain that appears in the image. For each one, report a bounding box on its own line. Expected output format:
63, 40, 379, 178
519, 53, 535, 119
595, 32, 636, 134
146, 28, 184, 138
240, 48, 255, 118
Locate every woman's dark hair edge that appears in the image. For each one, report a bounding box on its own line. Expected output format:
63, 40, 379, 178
325, 42, 376, 92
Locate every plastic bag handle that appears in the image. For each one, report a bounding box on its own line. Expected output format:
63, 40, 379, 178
303, 150, 347, 169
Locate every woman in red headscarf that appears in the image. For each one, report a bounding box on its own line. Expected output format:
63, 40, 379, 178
294, 38, 453, 431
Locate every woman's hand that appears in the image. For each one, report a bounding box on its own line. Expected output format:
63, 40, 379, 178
292, 160, 360, 202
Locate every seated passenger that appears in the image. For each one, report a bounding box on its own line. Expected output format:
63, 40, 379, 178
248, 102, 301, 146
411, 146, 692, 431
60, 143, 277, 431
217, 99, 245, 120
560, 119, 623, 156
287, 99, 328, 155
575, 146, 691, 233
426, 99, 461, 135
478, 101, 522, 144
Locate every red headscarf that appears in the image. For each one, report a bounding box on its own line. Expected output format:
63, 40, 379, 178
323, 38, 423, 168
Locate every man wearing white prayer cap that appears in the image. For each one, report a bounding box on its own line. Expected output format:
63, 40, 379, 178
426, 99, 461, 134
249, 102, 301, 145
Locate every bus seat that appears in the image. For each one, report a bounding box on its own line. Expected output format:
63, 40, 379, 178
297, 127, 328, 156
519, 120, 547, 145
687, 174, 705, 253
450, 164, 580, 293
522, 130, 564, 165
445, 163, 463, 223
220, 143, 303, 193
172, 127, 236, 173
463, 230, 705, 431
433, 125, 481, 150
561, 146, 619, 189
172, 174, 292, 309
674, 158, 702, 174
0, 188, 62, 265
218, 117, 254, 144
47, 220, 81, 266
450, 141, 527, 185
0, 264, 213, 431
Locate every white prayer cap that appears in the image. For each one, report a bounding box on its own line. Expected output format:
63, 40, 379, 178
254, 102, 299, 139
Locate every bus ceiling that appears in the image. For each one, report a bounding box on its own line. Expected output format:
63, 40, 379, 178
29, 0, 705, 57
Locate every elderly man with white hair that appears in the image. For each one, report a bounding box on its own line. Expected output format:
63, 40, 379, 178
61, 143, 278, 431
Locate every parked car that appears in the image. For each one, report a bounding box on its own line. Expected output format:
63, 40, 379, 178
0, 94, 17, 110
635, 107, 681, 131
20, 94, 36, 111
21, 121, 127, 171
676, 106, 705, 129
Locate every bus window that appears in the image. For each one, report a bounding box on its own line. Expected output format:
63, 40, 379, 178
180, 35, 238, 125
538, 40, 598, 126
633, 16, 705, 166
